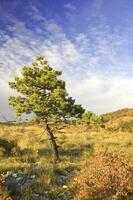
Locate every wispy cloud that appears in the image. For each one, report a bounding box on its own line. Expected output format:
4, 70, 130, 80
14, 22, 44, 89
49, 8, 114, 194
64, 3, 76, 11
0, 3, 133, 120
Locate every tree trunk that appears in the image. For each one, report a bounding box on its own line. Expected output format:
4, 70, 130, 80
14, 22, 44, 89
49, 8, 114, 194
44, 121, 59, 162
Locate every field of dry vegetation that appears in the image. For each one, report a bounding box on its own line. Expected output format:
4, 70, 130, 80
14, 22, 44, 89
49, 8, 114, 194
0, 109, 133, 200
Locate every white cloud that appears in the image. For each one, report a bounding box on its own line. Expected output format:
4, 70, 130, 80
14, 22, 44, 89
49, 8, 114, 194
0, 79, 16, 121
67, 74, 133, 114
64, 3, 76, 11
0, 4, 133, 120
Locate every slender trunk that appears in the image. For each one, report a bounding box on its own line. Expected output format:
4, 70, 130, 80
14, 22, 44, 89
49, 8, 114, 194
44, 121, 59, 162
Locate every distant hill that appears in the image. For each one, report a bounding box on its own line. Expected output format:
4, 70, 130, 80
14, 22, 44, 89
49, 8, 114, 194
103, 108, 133, 131
103, 108, 133, 118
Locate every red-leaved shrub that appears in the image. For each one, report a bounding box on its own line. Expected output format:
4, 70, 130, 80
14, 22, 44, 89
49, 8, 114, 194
71, 153, 133, 200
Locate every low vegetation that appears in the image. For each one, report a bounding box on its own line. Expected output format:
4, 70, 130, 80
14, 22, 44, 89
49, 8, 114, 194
71, 153, 133, 200
0, 117, 133, 199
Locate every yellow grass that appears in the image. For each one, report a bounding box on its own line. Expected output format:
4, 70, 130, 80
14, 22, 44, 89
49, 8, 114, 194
0, 123, 133, 199
0, 123, 132, 170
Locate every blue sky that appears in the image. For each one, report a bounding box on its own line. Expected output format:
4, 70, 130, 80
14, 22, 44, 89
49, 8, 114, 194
0, 0, 133, 120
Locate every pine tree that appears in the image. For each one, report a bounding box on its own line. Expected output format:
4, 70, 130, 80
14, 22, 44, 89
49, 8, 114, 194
8, 56, 85, 162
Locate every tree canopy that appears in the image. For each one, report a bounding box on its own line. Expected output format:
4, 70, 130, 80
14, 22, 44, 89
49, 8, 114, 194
8, 56, 85, 122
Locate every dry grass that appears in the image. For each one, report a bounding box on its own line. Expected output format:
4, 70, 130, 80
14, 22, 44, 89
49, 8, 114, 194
0, 122, 133, 199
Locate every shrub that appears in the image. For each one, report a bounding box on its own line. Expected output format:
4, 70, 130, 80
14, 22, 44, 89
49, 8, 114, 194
82, 112, 104, 129
70, 153, 133, 200
119, 120, 133, 132
0, 139, 21, 156
82, 112, 93, 125
90, 114, 104, 128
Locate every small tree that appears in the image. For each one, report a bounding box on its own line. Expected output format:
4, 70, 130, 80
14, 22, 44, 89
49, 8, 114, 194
82, 111, 93, 125
90, 113, 104, 128
82, 112, 104, 129
8, 56, 85, 162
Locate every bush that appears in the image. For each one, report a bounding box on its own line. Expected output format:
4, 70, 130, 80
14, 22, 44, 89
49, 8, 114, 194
82, 112, 93, 124
119, 120, 133, 132
82, 112, 104, 128
90, 114, 104, 128
70, 153, 133, 200
0, 139, 21, 156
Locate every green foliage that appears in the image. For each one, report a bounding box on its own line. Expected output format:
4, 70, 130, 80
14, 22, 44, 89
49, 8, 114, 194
8, 56, 85, 122
82, 112, 93, 124
0, 139, 20, 156
90, 113, 104, 128
82, 112, 104, 128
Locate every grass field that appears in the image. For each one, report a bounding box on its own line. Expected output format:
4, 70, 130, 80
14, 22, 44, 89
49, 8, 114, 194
0, 119, 133, 199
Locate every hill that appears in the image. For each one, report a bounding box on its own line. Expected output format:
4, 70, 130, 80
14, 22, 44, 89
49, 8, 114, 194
103, 108, 133, 119
102, 108, 133, 131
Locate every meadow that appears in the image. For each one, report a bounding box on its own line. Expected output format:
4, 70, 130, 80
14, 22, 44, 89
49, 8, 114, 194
0, 109, 133, 199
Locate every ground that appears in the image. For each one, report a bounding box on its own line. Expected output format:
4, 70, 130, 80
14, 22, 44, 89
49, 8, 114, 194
0, 118, 133, 199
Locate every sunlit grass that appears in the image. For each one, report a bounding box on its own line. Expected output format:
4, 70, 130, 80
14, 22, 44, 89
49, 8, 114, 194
0, 123, 132, 169
0, 123, 132, 199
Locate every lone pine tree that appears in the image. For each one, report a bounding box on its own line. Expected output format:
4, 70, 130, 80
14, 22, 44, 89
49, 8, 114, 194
8, 56, 85, 162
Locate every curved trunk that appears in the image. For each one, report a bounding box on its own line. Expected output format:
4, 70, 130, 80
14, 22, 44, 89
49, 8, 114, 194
44, 121, 59, 162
